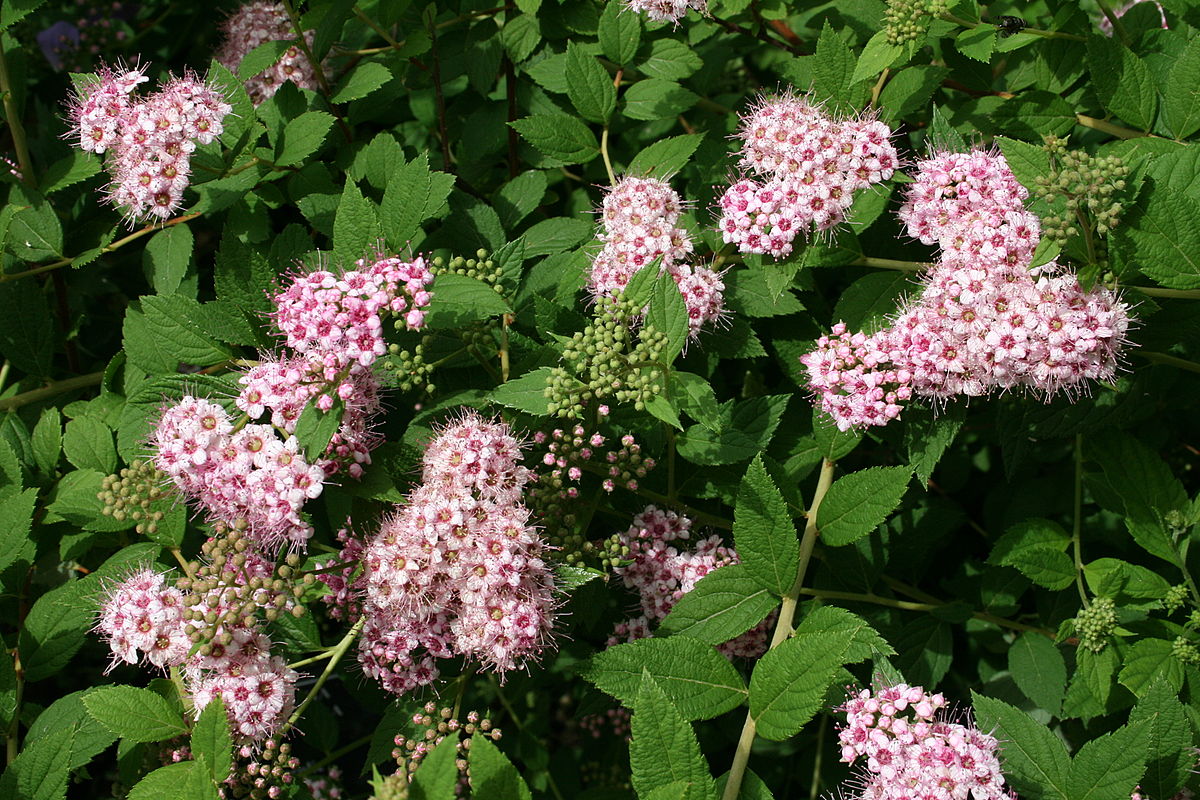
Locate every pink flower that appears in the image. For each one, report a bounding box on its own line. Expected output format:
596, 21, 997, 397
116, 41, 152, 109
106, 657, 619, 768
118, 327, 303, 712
215, 1, 320, 105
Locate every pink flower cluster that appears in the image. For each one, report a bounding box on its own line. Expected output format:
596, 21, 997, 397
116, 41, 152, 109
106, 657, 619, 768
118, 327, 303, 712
95, 567, 190, 670
187, 628, 298, 741
836, 683, 1013, 800
802, 149, 1131, 431
610, 505, 771, 659
590, 176, 726, 337
356, 411, 556, 695
96, 567, 298, 742
271, 255, 434, 381
535, 425, 656, 497
623, 0, 707, 24
67, 63, 231, 222
718, 93, 898, 258
152, 396, 325, 548
236, 354, 381, 479
216, 1, 319, 105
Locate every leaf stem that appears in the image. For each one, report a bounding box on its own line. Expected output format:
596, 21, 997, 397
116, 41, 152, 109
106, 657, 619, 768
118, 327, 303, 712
0, 41, 36, 189
1132, 286, 1200, 299
0, 370, 104, 412
721, 458, 836, 800
1075, 114, 1152, 140
850, 256, 926, 272
1136, 351, 1200, 375
940, 12, 1086, 41
281, 616, 365, 736
869, 68, 890, 109
279, 0, 332, 97
1094, 0, 1133, 45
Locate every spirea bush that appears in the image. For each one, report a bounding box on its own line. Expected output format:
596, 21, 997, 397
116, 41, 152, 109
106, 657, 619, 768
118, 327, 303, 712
1, 0, 1199, 798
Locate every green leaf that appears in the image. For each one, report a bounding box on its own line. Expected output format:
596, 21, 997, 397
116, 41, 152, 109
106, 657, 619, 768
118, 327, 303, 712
891, 616, 952, 687
554, 563, 605, 592
1086, 35, 1157, 131
992, 91, 1077, 139
852, 30, 905, 83
1119, 638, 1184, 697
500, 14, 540, 62
19, 580, 94, 682
409, 736, 459, 800
989, 519, 1076, 591
332, 179, 380, 266
7, 187, 63, 260
623, 79, 699, 121
1113, 182, 1200, 289
331, 61, 393, 103
676, 395, 789, 466
1162, 35, 1200, 139
626, 134, 704, 179
996, 136, 1051, 193
927, 105, 967, 153
733, 455, 799, 596
1, 723, 75, 800
630, 674, 715, 800
659, 564, 778, 645
83, 685, 189, 743
490, 367, 554, 415
670, 372, 720, 431
494, 171, 547, 231
878, 66, 949, 123
584, 636, 748, 721
817, 466, 911, 547
468, 735, 532, 800
648, 275, 689, 361
423, 273, 511, 329
30, 408, 60, 475
1128, 678, 1195, 799
127, 761, 218, 800
565, 42, 616, 124
292, 400, 344, 462
190, 698, 232, 786
748, 625, 856, 741
1067, 720, 1149, 800
598, 0, 641, 65
510, 115, 599, 165
0, 0, 48, 32
811, 22, 858, 108
1085, 433, 1188, 564
971, 693, 1071, 800
41, 151, 101, 195
639, 39, 702, 81
1009, 632, 1067, 716
144, 224, 194, 296
0, 488, 38, 577
904, 406, 965, 485
522, 217, 592, 258
275, 111, 335, 168
0, 280, 54, 377
380, 153, 456, 249
62, 416, 116, 474
236, 39, 293, 80
956, 24, 997, 62
123, 295, 234, 374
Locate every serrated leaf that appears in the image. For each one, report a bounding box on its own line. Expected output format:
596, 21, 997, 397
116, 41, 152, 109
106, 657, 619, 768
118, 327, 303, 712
676, 395, 789, 466
41, 151, 101, 195
144, 224, 194, 296
292, 400, 343, 462
648, 274, 689, 361
275, 111, 335, 167
468, 734, 532, 800
423, 273, 511, 329
584, 636, 748, 721
1086, 433, 1187, 564
31, 408, 61, 476
1119, 638, 1184, 697
630, 674, 714, 799
971, 693, 1071, 800
792, 606, 893, 662
409, 735, 459, 800
19, 580, 94, 682
237, 39, 293, 80
0, 280, 54, 377
891, 616, 952, 687
83, 686, 188, 743
989, 519, 1076, 590
127, 761, 218, 800
493, 170, 547, 230
599, 0, 641, 65
1067, 720, 1149, 800
0, 488, 37, 577
626, 134, 704, 178
623, 79, 699, 121
879, 66, 949, 123
190, 698, 232, 785
1129, 678, 1195, 799
1163, 35, 1200, 139
2, 723, 75, 800
733, 456, 799, 595
659, 564, 778, 645
380, 153, 456, 249
956, 24, 997, 62
510, 115, 599, 165
565, 42, 616, 124
639, 39, 701, 81
817, 466, 911, 546
124, 295, 234, 374
331, 61, 392, 103
852, 30, 905, 83
904, 406, 964, 486
1009, 632, 1066, 716
62, 416, 116, 474
811, 22, 858, 108
1114, 182, 1200, 289
748, 626, 856, 741
490, 367, 554, 415
332, 179, 380, 265
1086, 35, 1156, 131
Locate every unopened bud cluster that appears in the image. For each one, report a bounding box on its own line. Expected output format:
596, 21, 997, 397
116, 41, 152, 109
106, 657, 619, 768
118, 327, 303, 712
223, 739, 299, 799
386, 702, 501, 796
546, 293, 668, 418
884, 0, 948, 45
1075, 596, 1118, 653
98, 459, 167, 535
1036, 138, 1130, 258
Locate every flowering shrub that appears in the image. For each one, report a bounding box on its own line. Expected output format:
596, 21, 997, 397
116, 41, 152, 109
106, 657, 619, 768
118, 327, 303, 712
0, 1, 1198, 799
